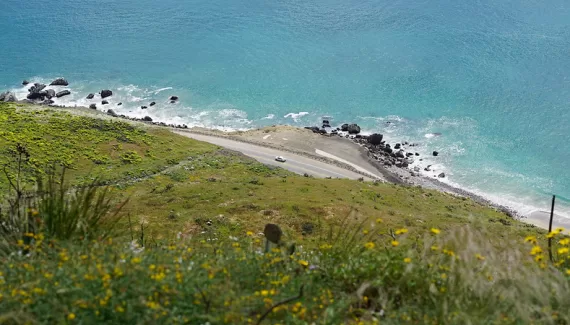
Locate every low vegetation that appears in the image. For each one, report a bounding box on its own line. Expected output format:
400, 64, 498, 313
0, 102, 568, 324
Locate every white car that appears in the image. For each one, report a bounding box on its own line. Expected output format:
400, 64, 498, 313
275, 156, 287, 162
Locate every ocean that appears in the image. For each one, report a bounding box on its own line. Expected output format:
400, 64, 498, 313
1, 0, 569, 219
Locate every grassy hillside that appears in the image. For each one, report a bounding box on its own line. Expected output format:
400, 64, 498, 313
1, 102, 568, 324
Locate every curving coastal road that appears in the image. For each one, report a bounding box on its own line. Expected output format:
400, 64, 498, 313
174, 131, 377, 180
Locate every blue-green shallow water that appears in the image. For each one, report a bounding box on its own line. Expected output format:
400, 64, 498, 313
1, 0, 569, 217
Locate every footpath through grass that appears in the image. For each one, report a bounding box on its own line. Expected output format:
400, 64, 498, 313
0, 103, 569, 324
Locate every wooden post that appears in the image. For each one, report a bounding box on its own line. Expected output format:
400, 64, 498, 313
548, 195, 556, 262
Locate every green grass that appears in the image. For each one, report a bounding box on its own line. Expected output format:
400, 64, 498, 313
1, 102, 568, 324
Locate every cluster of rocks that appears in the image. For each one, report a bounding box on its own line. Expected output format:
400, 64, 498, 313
0, 91, 18, 102
305, 120, 445, 178
19, 78, 71, 105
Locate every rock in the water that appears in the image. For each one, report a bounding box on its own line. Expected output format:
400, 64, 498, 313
394, 143, 401, 149
28, 83, 46, 93
433, 151, 439, 156
89, 104, 97, 110
169, 96, 178, 101
86, 93, 95, 99
170, 100, 176, 104
22, 80, 29, 86
102, 100, 109, 105
0, 91, 17, 102
143, 116, 153, 122
49, 78, 69, 86
415, 152, 420, 156
367, 133, 383, 145
141, 106, 147, 109
117, 102, 122, 106
438, 172, 446, 178
27, 92, 44, 100
340, 123, 349, 131
101, 90, 113, 98
107, 109, 118, 117
56, 90, 71, 98
149, 101, 156, 106
347, 123, 361, 134
45, 89, 55, 99
395, 150, 406, 159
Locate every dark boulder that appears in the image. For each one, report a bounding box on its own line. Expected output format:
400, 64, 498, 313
102, 100, 109, 105
319, 128, 327, 134
100, 90, 113, 99
56, 90, 71, 98
28, 83, 46, 93
49, 78, 69, 86
383, 147, 393, 154
27, 92, 44, 100
169, 96, 178, 101
170, 100, 176, 104
107, 109, 118, 117
117, 102, 122, 106
415, 152, 420, 156
438, 172, 445, 178
86, 93, 95, 99
89, 104, 97, 110
433, 151, 439, 156
143, 116, 153, 122
141, 106, 147, 109
406, 152, 414, 157
395, 150, 405, 158
22, 80, 29, 86
341, 123, 349, 131
149, 101, 156, 106
42, 99, 54, 105
347, 124, 361, 134
394, 143, 401, 149
367, 133, 383, 145
45, 89, 55, 99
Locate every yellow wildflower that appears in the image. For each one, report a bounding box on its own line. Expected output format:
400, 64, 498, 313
555, 227, 565, 234
261, 290, 269, 296
320, 244, 333, 250
566, 269, 570, 276
431, 245, 440, 251
298, 260, 309, 267
67, 313, 76, 320
376, 218, 383, 223
530, 246, 542, 256
524, 235, 537, 244
391, 240, 399, 247
558, 247, 569, 255
364, 242, 375, 250
246, 231, 254, 236
403, 257, 412, 263
395, 228, 408, 235
131, 257, 142, 264
547, 232, 557, 239
115, 306, 125, 313
475, 254, 485, 261
430, 228, 441, 235
559, 238, 570, 246
535, 255, 544, 262
362, 229, 369, 235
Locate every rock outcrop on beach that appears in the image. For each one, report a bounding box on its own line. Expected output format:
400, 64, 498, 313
49, 78, 69, 86
56, 90, 71, 98
89, 104, 97, 109
0, 92, 18, 102
86, 93, 95, 99
101, 90, 113, 99
143, 116, 153, 122
169, 96, 178, 101
368, 133, 383, 145
107, 109, 118, 117
347, 124, 361, 134
45, 89, 55, 99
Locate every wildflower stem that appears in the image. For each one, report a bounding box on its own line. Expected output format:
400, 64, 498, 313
194, 284, 211, 314
256, 284, 305, 325
548, 195, 556, 262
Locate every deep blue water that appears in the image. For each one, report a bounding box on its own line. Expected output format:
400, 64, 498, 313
1, 0, 569, 216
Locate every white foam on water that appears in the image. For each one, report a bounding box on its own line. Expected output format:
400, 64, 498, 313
284, 111, 309, 122
262, 114, 275, 120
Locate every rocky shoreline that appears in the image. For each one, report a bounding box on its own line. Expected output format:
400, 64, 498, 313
1, 78, 524, 223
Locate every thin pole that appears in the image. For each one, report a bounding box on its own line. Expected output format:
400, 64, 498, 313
548, 195, 556, 262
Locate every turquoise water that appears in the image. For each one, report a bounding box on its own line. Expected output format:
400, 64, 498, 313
1, 0, 569, 217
